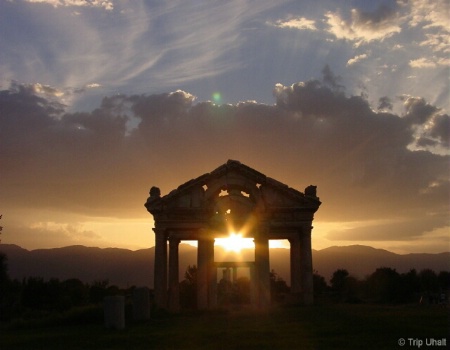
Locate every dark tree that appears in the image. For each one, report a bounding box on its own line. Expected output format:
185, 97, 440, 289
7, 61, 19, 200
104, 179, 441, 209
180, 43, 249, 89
60, 278, 89, 310
437, 271, 450, 291
0, 252, 8, 288
330, 269, 360, 303
313, 272, 328, 298
0, 252, 12, 317
400, 269, 421, 303
89, 279, 110, 304
330, 269, 349, 292
419, 269, 439, 293
179, 265, 197, 309
21, 277, 57, 309
0, 215, 5, 284
270, 269, 289, 303
366, 267, 402, 303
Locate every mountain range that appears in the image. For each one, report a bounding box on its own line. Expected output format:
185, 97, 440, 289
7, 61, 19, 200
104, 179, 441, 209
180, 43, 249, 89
1, 244, 449, 288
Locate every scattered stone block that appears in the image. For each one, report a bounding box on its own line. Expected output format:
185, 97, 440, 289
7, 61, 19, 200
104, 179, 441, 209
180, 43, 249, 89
104, 295, 125, 330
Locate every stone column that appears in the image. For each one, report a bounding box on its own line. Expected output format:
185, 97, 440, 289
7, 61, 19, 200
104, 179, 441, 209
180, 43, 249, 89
250, 263, 257, 307
254, 231, 270, 309
232, 267, 238, 283
206, 238, 217, 309
153, 228, 167, 309
300, 224, 314, 305
168, 236, 180, 312
197, 238, 209, 310
289, 233, 302, 298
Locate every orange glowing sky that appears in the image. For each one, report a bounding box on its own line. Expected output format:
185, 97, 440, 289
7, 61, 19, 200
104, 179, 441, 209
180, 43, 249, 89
0, 0, 449, 254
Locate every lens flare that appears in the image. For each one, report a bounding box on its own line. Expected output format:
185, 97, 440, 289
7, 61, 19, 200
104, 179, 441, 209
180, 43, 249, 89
212, 92, 222, 104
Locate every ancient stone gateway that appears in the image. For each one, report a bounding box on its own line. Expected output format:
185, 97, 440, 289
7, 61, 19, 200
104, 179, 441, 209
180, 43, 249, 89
145, 160, 321, 311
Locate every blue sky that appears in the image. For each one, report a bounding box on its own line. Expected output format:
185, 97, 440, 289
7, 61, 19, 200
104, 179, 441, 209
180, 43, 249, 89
0, 0, 449, 253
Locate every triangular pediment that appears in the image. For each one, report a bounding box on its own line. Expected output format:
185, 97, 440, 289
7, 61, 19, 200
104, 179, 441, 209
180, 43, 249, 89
145, 160, 320, 222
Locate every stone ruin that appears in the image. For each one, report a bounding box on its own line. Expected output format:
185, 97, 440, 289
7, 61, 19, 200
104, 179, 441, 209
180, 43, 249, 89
145, 160, 321, 311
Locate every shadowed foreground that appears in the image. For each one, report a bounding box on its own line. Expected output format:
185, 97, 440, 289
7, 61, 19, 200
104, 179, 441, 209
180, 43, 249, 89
1, 304, 449, 349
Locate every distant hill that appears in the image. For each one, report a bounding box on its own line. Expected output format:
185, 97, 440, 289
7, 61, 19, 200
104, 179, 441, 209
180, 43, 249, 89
0, 244, 449, 288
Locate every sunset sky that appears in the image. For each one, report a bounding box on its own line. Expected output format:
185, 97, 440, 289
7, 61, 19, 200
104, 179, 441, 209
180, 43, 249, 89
0, 0, 449, 254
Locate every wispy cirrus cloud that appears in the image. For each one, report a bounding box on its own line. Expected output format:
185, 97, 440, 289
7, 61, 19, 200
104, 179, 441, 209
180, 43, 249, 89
24, 0, 113, 10
3, 1, 281, 109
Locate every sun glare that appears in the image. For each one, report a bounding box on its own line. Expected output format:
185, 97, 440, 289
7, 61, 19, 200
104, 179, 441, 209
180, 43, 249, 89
215, 232, 254, 253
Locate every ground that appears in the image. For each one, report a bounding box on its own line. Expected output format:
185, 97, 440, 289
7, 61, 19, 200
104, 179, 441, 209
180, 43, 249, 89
1, 304, 449, 349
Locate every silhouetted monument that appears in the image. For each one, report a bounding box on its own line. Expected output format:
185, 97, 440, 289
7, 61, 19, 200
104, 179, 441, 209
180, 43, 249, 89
145, 160, 321, 310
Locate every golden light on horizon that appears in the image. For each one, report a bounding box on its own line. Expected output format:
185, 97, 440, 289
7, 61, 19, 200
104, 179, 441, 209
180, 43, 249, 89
215, 232, 254, 253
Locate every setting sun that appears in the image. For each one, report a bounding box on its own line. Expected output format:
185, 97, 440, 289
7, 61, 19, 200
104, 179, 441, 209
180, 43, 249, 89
215, 232, 254, 253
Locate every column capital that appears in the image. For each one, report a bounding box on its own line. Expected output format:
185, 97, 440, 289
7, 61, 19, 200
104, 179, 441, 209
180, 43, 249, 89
302, 223, 313, 230
168, 235, 181, 244
198, 228, 215, 242
254, 227, 269, 242
153, 227, 167, 237
287, 231, 300, 243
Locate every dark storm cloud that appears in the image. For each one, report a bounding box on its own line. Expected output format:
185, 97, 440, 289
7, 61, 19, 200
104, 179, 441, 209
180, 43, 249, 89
0, 75, 448, 243
325, 3, 401, 44
377, 96, 393, 111
353, 4, 398, 28
403, 96, 450, 148
429, 114, 450, 145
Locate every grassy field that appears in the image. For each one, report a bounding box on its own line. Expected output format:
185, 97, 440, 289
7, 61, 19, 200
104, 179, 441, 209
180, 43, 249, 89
1, 304, 449, 349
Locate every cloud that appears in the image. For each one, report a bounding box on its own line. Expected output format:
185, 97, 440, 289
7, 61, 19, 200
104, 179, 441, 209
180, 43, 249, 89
406, 0, 450, 30
2, 2, 259, 110
420, 33, 450, 54
377, 96, 393, 111
409, 57, 450, 68
29, 83, 65, 97
326, 214, 449, 241
5, 219, 103, 249
347, 53, 368, 66
85, 83, 101, 89
404, 0, 450, 56
325, 4, 401, 45
24, 0, 113, 10
409, 58, 438, 68
402, 96, 450, 152
272, 16, 317, 31
0, 68, 448, 251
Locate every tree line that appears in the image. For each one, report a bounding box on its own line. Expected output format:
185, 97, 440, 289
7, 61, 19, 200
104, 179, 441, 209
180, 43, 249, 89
0, 254, 129, 322
1, 251, 449, 323
178, 265, 449, 309
314, 267, 450, 304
